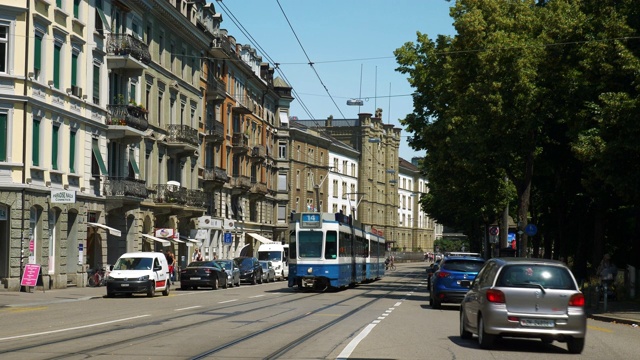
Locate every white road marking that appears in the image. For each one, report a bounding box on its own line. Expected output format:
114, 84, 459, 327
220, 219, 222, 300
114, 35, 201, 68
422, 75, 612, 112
337, 323, 376, 360
175, 306, 202, 311
219, 299, 238, 304
249, 295, 265, 298
0, 315, 150, 342
394, 302, 402, 307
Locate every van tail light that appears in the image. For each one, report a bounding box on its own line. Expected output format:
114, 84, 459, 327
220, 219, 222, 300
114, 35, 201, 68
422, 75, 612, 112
486, 289, 505, 303
569, 293, 585, 307
437, 271, 450, 278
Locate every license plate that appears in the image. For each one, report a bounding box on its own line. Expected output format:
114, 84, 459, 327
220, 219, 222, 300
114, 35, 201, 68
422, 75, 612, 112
520, 319, 554, 327
120, 283, 129, 287
191, 277, 201, 280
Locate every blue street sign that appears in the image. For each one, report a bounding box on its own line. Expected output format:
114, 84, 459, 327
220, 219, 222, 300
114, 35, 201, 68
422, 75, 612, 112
223, 232, 232, 245
525, 224, 538, 236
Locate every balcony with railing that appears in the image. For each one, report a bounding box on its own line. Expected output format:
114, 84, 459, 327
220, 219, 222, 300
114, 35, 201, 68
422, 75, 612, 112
205, 121, 224, 144
106, 33, 151, 70
230, 175, 251, 191
150, 184, 187, 205
185, 189, 207, 208
166, 124, 199, 154
250, 145, 266, 161
203, 166, 229, 186
210, 34, 232, 58
231, 94, 256, 115
103, 177, 148, 197
231, 133, 250, 153
249, 182, 268, 197
206, 74, 226, 101
106, 104, 149, 139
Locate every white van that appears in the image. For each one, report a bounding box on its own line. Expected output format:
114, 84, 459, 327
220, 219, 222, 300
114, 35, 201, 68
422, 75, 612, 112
257, 243, 289, 281
106, 252, 171, 297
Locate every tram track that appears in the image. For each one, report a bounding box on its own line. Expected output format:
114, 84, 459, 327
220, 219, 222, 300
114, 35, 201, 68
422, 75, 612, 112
190, 271, 419, 359
0, 289, 315, 359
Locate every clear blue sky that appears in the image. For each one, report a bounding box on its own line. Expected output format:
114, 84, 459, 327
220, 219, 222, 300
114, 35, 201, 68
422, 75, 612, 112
211, 0, 456, 160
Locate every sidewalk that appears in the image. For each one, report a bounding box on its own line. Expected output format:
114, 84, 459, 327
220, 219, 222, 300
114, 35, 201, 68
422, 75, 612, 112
2, 285, 640, 326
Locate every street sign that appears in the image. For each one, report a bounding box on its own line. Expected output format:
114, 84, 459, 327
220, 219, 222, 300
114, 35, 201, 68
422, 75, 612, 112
525, 224, 538, 236
489, 226, 499, 236
223, 232, 232, 245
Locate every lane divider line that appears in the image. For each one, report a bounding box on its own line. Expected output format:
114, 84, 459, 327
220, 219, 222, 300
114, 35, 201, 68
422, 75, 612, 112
0, 315, 151, 342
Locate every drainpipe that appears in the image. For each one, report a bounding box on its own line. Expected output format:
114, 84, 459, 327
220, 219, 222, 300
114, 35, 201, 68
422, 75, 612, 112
20, 0, 32, 291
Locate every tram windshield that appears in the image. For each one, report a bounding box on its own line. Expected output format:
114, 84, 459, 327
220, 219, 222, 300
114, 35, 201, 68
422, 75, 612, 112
298, 231, 323, 258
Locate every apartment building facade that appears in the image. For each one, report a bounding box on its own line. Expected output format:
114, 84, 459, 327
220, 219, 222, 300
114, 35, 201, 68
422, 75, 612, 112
0, 0, 292, 291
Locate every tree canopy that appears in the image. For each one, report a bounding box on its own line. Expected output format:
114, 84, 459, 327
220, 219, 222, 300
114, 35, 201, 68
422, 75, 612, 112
395, 0, 640, 273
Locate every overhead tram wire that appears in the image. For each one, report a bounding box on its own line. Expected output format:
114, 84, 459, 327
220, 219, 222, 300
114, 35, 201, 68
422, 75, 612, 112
216, 0, 317, 120
275, 0, 347, 122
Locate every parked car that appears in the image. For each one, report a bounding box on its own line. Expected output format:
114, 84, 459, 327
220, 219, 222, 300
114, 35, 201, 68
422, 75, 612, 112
260, 260, 276, 283
179, 261, 228, 290
459, 258, 586, 354
216, 259, 241, 287
430, 256, 485, 309
234, 256, 263, 285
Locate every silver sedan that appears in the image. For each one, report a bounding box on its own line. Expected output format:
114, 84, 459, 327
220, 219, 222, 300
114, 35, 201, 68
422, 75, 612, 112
459, 258, 587, 354
215, 259, 241, 287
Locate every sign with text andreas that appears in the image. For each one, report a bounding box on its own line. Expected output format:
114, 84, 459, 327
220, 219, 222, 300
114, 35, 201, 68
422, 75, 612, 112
21, 264, 41, 287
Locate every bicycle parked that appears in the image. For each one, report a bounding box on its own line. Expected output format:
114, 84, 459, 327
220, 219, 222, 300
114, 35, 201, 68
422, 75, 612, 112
87, 265, 108, 287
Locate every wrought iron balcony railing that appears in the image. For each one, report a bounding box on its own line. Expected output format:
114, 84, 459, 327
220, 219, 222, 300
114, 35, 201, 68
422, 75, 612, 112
205, 121, 224, 143
107, 33, 151, 65
107, 104, 149, 130
203, 166, 229, 184
167, 124, 199, 147
151, 184, 187, 205
103, 177, 149, 198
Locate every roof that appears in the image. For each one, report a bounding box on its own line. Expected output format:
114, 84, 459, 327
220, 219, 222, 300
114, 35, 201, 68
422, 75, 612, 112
273, 76, 290, 88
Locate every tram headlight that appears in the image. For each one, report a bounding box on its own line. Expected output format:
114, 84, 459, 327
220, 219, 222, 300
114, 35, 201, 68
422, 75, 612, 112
307, 267, 313, 275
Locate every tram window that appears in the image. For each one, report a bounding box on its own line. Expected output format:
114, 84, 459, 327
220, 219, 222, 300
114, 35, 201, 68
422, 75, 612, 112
289, 231, 297, 259
325, 231, 337, 259
299, 231, 323, 258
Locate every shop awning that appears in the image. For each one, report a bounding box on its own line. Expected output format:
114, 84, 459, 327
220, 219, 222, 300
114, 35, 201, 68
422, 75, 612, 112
180, 236, 202, 246
248, 232, 271, 244
142, 234, 170, 246
87, 222, 122, 237
169, 237, 185, 243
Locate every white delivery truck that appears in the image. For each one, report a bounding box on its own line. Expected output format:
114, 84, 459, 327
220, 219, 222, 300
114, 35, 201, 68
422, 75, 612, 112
257, 242, 289, 281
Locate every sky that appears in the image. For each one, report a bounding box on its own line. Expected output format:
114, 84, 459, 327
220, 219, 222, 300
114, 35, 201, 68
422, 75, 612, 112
210, 0, 457, 160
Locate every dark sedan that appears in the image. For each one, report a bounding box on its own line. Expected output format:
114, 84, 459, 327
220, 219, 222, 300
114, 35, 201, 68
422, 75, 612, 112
179, 261, 228, 290
234, 256, 263, 285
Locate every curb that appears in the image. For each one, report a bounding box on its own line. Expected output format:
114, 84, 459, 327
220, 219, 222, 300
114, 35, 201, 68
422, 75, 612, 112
589, 314, 640, 326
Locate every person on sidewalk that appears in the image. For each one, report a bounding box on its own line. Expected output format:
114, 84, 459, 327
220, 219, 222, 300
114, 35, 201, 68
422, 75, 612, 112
596, 253, 617, 300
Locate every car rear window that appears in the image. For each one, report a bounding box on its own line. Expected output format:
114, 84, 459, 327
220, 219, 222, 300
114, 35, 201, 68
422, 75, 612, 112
441, 259, 485, 272
497, 264, 576, 290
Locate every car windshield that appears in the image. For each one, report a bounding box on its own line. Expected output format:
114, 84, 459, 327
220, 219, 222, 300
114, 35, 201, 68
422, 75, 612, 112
216, 261, 232, 270
497, 264, 576, 290
441, 259, 485, 272
258, 251, 282, 261
188, 261, 217, 268
113, 257, 153, 270
260, 262, 269, 269
236, 258, 254, 269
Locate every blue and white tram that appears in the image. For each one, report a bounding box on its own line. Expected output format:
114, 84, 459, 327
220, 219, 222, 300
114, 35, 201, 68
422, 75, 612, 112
288, 212, 386, 291
365, 226, 386, 282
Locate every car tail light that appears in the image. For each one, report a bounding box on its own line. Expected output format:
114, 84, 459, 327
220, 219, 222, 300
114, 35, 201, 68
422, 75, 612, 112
486, 289, 505, 303
569, 293, 585, 307
204, 269, 213, 273
436, 271, 450, 278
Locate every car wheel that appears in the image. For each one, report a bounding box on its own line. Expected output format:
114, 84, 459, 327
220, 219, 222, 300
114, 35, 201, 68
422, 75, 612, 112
147, 282, 156, 297
460, 310, 472, 339
258, 272, 263, 284
236, 278, 241, 287
567, 337, 585, 354
106, 290, 115, 298
251, 274, 257, 285
478, 315, 495, 349
541, 336, 553, 344
223, 277, 228, 289
431, 296, 441, 309
212, 278, 219, 290
162, 281, 170, 296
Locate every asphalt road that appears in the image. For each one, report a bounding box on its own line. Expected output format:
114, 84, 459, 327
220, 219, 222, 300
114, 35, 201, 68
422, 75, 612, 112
0, 264, 638, 359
